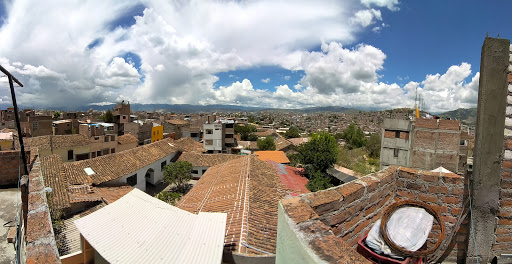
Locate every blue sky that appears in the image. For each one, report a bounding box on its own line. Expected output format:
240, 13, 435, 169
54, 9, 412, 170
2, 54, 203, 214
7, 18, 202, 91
0, 0, 509, 111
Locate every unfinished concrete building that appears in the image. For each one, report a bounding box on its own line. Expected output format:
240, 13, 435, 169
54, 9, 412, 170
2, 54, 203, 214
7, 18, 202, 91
380, 118, 464, 173
380, 119, 412, 169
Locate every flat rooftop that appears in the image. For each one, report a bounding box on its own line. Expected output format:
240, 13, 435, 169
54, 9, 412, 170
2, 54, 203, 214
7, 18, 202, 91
0, 188, 21, 264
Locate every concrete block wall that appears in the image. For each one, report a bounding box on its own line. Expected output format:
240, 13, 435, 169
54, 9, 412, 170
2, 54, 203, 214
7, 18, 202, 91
0, 150, 29, 186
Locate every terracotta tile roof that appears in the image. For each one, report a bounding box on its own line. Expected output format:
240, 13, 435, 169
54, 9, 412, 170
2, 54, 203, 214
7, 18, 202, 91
254, 151, 290, 164
287, 137, 310, 146
274, 137, 292, 151
177, 155, 286, 256
40, 138, 193, 210
117, 134, 138, 145
170, 137, 205, 153
64, 138, 179, 185
41, 155, 70, 209
267, 161, 309, 196
22, 134, 90, 151
177, 152, 241, 167
68, 185, 133, 204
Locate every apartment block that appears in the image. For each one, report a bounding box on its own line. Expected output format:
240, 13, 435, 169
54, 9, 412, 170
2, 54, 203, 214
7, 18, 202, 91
79, 123, 118, 158
203, 119, 235, 153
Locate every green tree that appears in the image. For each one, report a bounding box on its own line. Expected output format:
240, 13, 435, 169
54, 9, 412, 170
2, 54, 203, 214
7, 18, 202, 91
284, 126, 300, 139
235, 124, 258, 141
103, 109, 114, 123
366, 133, 381, 158
306, 170, 334, 192
156, 191, 181, 205
163, 161, 193, 191
342, 123, 366, 149
298, 132, 338, 172
52, 111, 61, 119
257, 136, 276, 150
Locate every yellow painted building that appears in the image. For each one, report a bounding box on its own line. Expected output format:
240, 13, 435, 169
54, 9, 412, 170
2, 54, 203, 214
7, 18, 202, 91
0, 132, 14, 151
151, 124, 163, 143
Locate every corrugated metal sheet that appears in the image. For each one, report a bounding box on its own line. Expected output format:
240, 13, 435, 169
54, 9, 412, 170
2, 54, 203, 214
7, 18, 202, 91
74, 189, 226, 264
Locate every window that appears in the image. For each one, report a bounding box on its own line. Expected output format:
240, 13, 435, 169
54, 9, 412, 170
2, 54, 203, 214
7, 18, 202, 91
202, 169, 207, 175
68, 150, 74, 160
91, 152, 96, 158
206, 129, 213, 134
111, 135, 115, 141
191, 133, 199, 137
32, 122, 38, 129
161, 161, 167, 170
123, 116, 126, 119
111, 148, 115, 154
395, 131, 400, 138
97, 150, 102, 157
225, 124, 234, 128
153, 131, 155, 135
127, 174, 137, 186
105, 136, 110, 142
393, 148, 399, 157
205, 140, 213, 145
191, 170, 199, 175
94, 136, 99, 140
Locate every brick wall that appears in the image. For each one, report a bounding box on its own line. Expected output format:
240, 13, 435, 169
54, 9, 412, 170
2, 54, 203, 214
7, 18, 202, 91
384, 130, 395, 138
395, 167, 466, 262
416, 118, 438, 129
494, 74, 512, 255
0, 150, 29, 186
279, 166, 465, 262
400, 131, 409, 140
413, 130, 436, 149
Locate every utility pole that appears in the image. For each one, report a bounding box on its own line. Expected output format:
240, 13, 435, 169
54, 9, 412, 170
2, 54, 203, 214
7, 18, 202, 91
0, 65, 28, 175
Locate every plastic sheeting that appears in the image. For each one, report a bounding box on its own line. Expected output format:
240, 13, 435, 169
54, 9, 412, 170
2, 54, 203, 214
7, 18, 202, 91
366, 207, 434, 259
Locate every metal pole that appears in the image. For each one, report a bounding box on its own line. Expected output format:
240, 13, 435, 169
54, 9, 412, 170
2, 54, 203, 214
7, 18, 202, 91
8, 75, 28, 175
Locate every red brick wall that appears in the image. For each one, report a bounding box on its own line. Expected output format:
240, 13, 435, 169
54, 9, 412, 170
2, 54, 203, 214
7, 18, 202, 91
495, 126, 512, 252
416, 118, 438, 129
384, 130, 396, 138
0, 150, 29, 186
438, 133, 460, 152
411, 150, 435, 170
413, 130, 436, 149
438, 119, 460, 131
280, 166, 466, 262
400, 132, 409, 140
395, 167, 466, 262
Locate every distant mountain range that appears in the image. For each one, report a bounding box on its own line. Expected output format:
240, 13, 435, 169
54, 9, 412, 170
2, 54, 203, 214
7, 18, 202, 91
438, 108, 477, 127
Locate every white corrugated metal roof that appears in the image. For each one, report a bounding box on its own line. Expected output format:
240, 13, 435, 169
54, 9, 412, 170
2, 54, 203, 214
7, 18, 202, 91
74, 189, 226, 264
